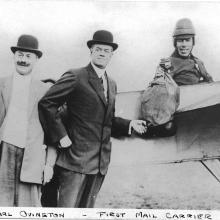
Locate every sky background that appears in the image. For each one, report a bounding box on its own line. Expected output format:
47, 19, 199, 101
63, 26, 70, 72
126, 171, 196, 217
0, 1, 220, 92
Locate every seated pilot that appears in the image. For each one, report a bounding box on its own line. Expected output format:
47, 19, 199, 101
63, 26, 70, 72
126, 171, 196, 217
156, 18, 213, 85
149, 18, 213, 137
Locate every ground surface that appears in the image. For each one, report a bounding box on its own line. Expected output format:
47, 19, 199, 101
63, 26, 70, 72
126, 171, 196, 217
96, 143, 220, 209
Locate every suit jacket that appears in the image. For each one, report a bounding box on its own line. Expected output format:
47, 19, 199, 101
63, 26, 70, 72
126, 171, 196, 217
0, 75, 49, 184
38, 63, 130, 175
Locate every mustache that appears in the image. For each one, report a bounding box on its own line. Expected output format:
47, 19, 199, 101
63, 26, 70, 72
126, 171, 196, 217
17, 61, 30, 67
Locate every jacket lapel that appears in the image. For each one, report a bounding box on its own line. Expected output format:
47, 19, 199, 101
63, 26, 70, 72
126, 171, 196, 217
87, 64, 108, 107
2, 75, 13, 111
28, 79, 41, 119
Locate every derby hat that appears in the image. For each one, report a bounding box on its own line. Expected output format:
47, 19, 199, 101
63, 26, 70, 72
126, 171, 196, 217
11, 34, 43, 58
87, 30, 118, 51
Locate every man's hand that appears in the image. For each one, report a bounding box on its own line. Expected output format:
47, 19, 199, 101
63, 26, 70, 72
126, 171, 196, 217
155, 57, 172, 78
160, 57, 171, 70
129, 120, 147, 135
43, 164, 54, 185
59, 135, 72, 148
155, 66, 165, 78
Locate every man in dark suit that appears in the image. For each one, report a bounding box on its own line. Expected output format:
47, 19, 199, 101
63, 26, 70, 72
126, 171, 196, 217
38, 30, 147, 208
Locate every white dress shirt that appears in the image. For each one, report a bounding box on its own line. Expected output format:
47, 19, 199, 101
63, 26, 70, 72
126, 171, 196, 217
2, 73, 31, 148
91, 63, 108, 100
91, 62, 132, 135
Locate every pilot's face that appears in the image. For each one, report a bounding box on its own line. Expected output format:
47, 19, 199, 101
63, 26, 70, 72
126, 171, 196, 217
176, 37, 193, 57
90, 44, 113, 69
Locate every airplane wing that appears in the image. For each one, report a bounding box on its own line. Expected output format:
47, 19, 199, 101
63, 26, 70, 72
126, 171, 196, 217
113, 81, 220, 165
105, 81, 220, 202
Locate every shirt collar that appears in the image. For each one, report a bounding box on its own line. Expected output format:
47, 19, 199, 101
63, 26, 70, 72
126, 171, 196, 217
91, 62, 106, 78
13, 72, 32, 83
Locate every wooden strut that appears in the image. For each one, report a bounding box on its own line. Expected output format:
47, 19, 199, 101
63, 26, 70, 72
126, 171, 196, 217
200, 160, 220, 184
151, 156, 220, 165
147, 156, 220, 184
155, 156, 220, 184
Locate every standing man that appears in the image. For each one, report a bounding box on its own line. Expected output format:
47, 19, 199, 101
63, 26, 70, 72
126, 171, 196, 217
0, 35, 56, 206
38, 30, 147, 208
156, 18, 213, 85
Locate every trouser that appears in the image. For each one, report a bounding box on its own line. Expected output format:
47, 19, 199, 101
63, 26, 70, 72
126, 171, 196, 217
0, 141, 41, 207
41, 174, 59, 207
55, 165, 105, 208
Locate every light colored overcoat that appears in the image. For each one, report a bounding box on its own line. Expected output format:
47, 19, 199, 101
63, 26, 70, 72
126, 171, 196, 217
0, 75, 49, 184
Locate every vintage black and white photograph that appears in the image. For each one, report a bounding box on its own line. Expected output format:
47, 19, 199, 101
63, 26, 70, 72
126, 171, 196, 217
0, 0, 220, 212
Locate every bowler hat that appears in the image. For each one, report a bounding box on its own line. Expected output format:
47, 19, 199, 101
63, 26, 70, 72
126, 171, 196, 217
87, 30, 118, 51
11, 34, 43, 58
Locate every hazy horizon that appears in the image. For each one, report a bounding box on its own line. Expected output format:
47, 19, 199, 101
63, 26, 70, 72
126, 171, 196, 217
0, 1, 220, 92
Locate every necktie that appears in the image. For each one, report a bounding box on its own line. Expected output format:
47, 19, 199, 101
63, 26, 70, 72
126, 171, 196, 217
99, 76, 105, 93
99, 75, 107, 100
99, 77, 104, 86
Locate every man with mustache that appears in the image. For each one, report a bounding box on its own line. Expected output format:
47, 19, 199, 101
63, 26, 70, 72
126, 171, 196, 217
156, 18, 213, 85
0, 35, 56, 206
38, 30, 147, 207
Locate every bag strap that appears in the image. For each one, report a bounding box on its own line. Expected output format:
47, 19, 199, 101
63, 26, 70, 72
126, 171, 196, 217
191, 56, 201, 74
191, 55, 212, 82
